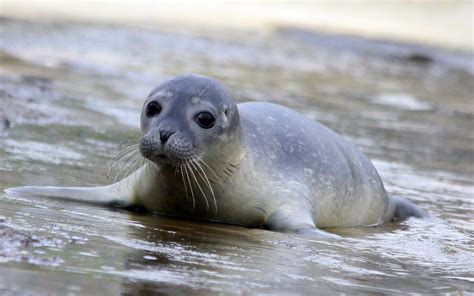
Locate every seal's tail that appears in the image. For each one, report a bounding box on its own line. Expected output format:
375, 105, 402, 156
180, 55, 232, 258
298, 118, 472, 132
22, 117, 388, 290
391, 196, 429, 220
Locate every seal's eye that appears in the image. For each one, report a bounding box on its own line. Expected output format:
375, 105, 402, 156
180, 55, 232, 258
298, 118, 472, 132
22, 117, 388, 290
195, 112, 215, 129
146, 102, 161, 117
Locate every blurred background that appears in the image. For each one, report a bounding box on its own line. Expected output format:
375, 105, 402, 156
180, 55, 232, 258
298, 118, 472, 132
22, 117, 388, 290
2, 0, 473, 51
0, 1, 473, 295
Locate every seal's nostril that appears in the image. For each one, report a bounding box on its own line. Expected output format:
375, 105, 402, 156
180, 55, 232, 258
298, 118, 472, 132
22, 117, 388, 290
159, 130, 174, 143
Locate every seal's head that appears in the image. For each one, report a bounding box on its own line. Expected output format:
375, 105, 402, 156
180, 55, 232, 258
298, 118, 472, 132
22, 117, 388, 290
139, 74, 242, 168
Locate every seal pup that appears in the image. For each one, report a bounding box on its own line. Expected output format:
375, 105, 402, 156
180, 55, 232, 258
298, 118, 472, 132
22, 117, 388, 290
5, 74, 427, 237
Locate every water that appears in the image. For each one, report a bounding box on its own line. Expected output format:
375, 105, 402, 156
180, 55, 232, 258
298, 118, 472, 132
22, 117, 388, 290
0, 18, 473, 294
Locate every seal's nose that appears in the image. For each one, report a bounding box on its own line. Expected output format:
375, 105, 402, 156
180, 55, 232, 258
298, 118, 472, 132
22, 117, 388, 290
159, 130, 175, 144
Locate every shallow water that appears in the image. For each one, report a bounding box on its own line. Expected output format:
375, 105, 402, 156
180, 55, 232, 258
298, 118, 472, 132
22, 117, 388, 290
0, 18, 473, 294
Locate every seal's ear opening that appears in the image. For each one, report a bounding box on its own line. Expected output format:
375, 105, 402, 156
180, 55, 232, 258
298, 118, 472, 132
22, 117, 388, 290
224, 109, 229, 117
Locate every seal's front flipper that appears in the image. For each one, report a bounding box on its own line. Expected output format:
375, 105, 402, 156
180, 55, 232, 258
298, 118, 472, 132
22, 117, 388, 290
4, 184, 134, 207
265, 206, 340, 239
3, 165, 155, 208
296, 228, 341, 239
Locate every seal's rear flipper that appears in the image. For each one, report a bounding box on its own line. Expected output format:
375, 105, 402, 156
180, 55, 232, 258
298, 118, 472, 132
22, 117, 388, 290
391, 196, 429, 220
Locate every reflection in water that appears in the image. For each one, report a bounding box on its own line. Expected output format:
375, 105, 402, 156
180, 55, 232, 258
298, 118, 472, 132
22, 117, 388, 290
0, 18, 473, 294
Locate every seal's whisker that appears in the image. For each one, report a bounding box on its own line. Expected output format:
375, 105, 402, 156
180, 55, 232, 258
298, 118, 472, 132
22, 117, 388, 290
116, 146, 146, 183
107, 144, 140, 179
122, 155, 142, 183
117, 144, 139, 156
189, 160, 212, 212
179, 164, 189, 205
183, 164, 196, 212
114, 143, 138, 157
187, 162, 210, 213
192, 159, 217, 216
174, 163, 180, 177
118, 139, 136, 149
112, 153, 137, 182
194, 155, 224, 185
118, 147, 140, 160
106, 139, 151, 185
112, 145, 140, 165
136, 158, 145, 190
124, 152, 141, 171
137, 158, 150, 191
114, 153, 141, 183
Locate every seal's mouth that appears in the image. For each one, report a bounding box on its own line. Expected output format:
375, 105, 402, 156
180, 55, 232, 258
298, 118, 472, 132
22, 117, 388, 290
139, 138, 170, 163
156, 154, 169, 160
148, 151, 190, 166
139, 136, 195, 166
148, 152, 172, 164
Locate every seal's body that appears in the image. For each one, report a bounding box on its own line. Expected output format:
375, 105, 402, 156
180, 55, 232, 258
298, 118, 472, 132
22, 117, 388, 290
5, 74, 427, 237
